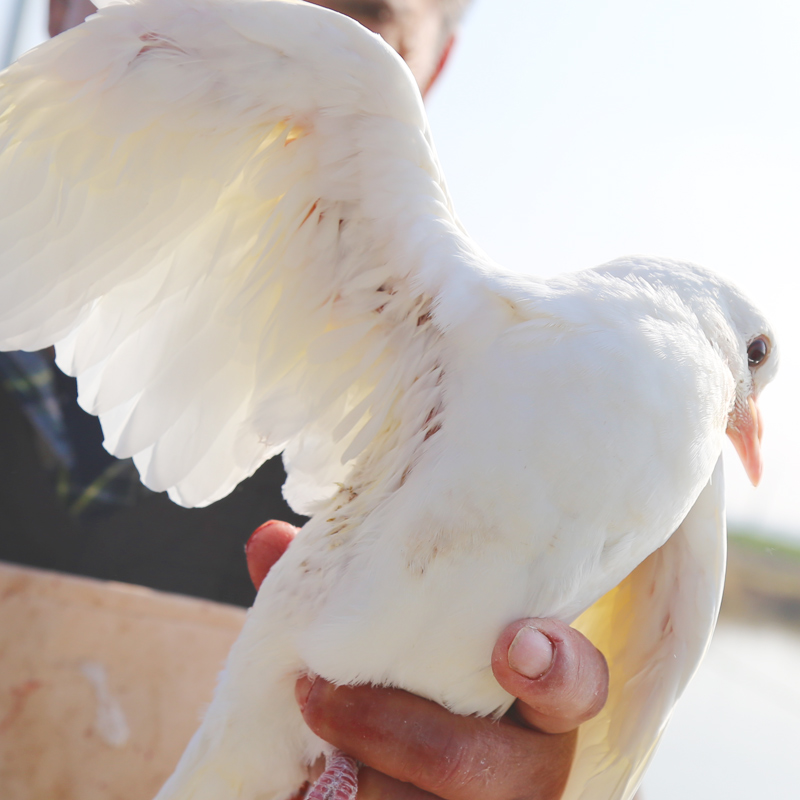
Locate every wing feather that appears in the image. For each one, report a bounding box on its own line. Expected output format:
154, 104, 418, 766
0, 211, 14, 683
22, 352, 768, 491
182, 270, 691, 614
0, 0, 470, 508
565, 457, 727, 800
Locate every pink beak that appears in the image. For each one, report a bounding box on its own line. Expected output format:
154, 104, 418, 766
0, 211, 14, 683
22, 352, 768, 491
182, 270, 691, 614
727, 396, 764, 487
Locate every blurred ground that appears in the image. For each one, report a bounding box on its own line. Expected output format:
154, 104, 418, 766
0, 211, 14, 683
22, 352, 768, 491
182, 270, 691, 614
645, 535, 800, 800
721, 533, 800, 629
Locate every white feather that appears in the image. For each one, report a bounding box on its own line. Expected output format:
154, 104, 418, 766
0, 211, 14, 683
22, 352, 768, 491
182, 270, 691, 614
566, 458, 727, 800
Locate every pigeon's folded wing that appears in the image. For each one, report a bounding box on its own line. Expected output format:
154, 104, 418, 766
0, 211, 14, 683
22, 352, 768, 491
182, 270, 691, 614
0, 0, 475, 508
565, 457, 727, 800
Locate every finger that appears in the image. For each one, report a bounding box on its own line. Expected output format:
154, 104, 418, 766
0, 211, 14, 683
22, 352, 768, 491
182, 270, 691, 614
245, 520, 298, 590
357, 767, 442, 799
492, 619, 609, 734
296, 676, 575, 800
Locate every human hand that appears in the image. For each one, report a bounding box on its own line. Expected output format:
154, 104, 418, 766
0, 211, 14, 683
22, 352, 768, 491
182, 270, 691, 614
246, 521, 609, 800
49, 0, 96, 38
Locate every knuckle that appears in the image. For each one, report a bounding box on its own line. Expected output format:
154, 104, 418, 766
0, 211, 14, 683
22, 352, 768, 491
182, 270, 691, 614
421, 729, 573, 800
579, 681, 609, 723
421, 732, 474, 794
420, 730, 501, 798
542, 637, 608, 725
569, 649, 609, 723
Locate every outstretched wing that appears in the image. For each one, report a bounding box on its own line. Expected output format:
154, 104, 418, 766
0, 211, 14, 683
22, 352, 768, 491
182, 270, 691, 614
564, 457, 727, 800
0, 0, 478, 508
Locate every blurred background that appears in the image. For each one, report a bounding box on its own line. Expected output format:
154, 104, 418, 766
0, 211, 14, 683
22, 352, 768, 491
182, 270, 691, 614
2, 0, 799, 798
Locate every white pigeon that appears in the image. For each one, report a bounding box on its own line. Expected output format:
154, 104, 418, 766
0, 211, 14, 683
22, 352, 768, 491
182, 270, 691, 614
0, 1, 779, 799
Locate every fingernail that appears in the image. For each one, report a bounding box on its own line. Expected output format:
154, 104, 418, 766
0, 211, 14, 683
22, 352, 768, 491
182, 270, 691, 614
295, 674, 317, 712
508, 626, 554, 679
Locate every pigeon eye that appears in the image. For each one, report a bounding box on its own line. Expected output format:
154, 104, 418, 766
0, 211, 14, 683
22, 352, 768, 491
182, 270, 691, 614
747, 336, 769, 367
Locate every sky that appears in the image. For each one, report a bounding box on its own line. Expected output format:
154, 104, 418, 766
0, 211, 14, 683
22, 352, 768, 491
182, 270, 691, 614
427, 0, 800, 544
5, 0, 800, 543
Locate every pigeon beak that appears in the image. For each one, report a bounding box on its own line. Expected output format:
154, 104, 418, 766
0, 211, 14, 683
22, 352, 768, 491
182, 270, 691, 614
727, 395, 764, 487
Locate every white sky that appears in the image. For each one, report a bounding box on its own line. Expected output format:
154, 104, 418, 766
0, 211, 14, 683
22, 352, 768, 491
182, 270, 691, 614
428, 0, 800, 543
6, 0, 800, 543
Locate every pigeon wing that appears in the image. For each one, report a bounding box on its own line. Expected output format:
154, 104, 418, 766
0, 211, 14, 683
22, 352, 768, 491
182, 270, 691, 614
0, 0, 475, 509
565, 457, 727, 800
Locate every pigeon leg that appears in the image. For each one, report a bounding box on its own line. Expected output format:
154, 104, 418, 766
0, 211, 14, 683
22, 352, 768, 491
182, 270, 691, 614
306, 750, 360, 800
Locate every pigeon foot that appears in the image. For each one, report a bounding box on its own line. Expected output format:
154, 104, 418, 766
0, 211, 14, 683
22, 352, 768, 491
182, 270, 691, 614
306, 750, 359, 800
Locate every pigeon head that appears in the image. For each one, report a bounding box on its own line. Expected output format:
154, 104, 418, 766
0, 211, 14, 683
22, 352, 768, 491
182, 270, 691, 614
595, 256, 778, 487
711, 278, 778, 488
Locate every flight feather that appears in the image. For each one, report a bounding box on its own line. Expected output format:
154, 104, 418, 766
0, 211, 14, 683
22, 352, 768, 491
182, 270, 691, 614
0, 0, 470, 509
